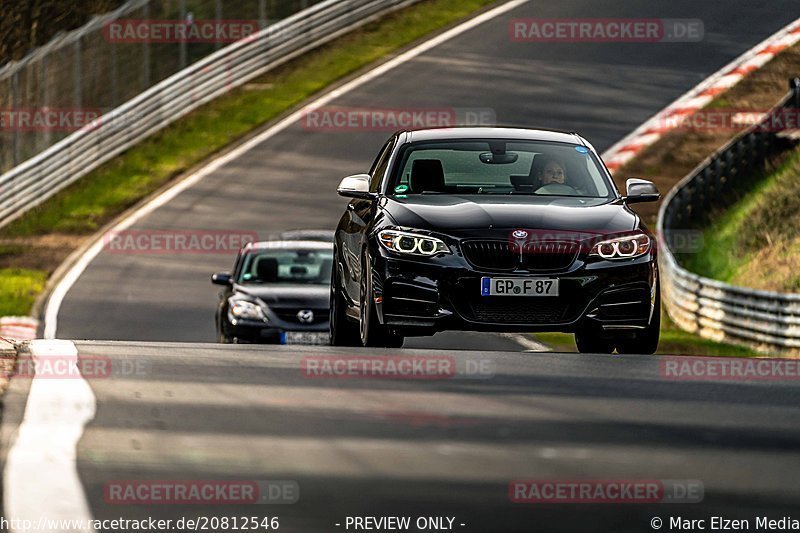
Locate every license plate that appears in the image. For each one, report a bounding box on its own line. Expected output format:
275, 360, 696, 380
281, 331, 330, 345
481, 277, 559, 296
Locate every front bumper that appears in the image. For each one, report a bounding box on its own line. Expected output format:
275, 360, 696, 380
369, 247, 657, 336
222, 312, 329, 344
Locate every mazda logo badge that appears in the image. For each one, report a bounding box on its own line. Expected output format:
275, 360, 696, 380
297, 310, 314, 324
512, 230, 528, 239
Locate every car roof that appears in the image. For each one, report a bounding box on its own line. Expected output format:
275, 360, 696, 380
243, 240, 333, 252
278, 229, 335, 242
403, 127, 585, 145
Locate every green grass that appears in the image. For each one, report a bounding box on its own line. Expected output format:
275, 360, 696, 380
0, 269, 48, 316
531, 311, 758, 356
1, 0, 497, 237
681, 145, 800, 291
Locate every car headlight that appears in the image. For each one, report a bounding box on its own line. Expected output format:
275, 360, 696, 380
229, 299, 267, 321
378, 229, 450, 256
588, 233, 651, 260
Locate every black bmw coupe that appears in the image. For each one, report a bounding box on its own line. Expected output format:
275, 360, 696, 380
331, 127, 660, 353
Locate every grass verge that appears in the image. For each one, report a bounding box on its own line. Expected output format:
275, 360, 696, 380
0, 268, 48, 317
681, 145, 800, 292
532, 311, 758, 357
0, 0, 498, 316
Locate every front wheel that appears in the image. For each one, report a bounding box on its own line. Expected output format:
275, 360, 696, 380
359, 252, 404, 348
615, 293, 661, 355
330, 256, 361, 347
574, 324, 615, 354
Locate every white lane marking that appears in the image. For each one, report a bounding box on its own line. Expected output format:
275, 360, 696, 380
42, 0, 531, 339
4, 340, 96, 532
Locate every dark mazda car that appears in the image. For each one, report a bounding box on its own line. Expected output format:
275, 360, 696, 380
331, 127, 661, 353
213, 240, 333, 344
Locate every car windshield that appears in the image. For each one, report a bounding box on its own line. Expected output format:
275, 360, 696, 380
390, 140, 614, 198
237, 249, 333, 285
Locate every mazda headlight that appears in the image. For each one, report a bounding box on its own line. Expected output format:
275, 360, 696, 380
229, 299, 267, 321
378, 229, 450, 256
589, 233, 651, 260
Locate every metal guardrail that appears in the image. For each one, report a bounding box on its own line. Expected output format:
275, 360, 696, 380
0, 0, 328, 174
0, 0, 419, 228
658, 80, 800, 352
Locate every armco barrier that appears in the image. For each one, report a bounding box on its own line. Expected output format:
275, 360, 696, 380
658, 79, 800, 352
0, 0, 420, 229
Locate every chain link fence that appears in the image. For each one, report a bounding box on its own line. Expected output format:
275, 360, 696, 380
0, 0, 420, 228
0, 0, 321, 174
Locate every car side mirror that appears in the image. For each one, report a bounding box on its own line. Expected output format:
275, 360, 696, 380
211, 272, 232, 285
337, 174, 375, 200
624, 178, 660, 204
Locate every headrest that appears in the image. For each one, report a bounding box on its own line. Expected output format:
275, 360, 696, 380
255, 257, 279, 282
410, 159, 445, 193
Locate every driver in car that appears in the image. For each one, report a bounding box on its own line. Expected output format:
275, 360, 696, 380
538, 156, 567, 186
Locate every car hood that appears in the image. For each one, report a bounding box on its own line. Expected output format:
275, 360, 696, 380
233, 284, 329, 307
381, 195, 637, 235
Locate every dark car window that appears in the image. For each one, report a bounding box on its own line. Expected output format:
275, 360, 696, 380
369, 138, 395, 192
238, 249, 333, 285
390, 140, 613, 198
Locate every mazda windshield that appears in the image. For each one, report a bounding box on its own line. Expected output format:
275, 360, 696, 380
237, 248, 333, 285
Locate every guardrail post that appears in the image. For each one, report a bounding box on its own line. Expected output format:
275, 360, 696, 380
111, 35, 119, 107
179, 0, 187, 69
215, 0, 223, 51
73, 40, 82, 109
11, 71, 20, 167
143, 1, 151, 89
259, 0, 268, 28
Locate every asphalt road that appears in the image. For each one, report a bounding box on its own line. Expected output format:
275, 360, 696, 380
6, 3, 800, 533
54, 0, 800, 349
3, 342, 799, 532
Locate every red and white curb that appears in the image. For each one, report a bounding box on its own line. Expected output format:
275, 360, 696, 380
603, 18, 800, 173
0, 317, 39, 341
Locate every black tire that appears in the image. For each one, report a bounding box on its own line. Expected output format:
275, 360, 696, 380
574, 324, 615, 354
615, 293, 661, 355
217, 316, 231, 344
330, 255, 361, 347
359, 251, 404, 348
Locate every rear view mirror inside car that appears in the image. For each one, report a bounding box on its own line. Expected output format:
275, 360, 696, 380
479, 152, 519, 164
